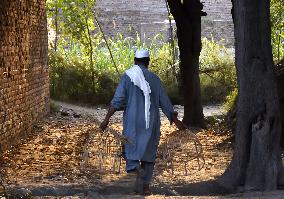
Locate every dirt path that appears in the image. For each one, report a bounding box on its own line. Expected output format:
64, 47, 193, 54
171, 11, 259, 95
53, 101, 226, 123
0, 102, 283, 198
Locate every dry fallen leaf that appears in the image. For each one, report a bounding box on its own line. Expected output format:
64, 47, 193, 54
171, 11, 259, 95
0, 109, 233, 191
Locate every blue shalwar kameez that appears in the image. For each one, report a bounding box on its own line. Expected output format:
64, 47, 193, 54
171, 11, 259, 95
111, 65, 175, 183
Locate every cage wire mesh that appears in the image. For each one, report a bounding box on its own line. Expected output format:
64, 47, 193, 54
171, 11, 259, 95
80, 124, 126, 174
81, 119, 204, 175
159, 129, 205, 176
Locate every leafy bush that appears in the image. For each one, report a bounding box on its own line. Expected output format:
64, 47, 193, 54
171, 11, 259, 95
50, 100, 60, 113
48, 32, 180, 104
224, 87, 238, 112
47, 0, 236, 106
199, 38, 236, 104
49, 50, 119, 104
48, 34, 236, 106
149, 38, 181, 104
271, 0, 284, 63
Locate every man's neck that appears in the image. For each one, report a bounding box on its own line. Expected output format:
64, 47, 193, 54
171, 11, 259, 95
136, 64, 148, 69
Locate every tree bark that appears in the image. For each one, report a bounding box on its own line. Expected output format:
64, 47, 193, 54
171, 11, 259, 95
83, 10, 95, 94
218, 0, 282, 191
167, 0, 205, 128
54, 2, 59, 52
276, 60, 284, 147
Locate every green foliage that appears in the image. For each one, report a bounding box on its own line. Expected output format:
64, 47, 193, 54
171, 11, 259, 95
199, 38, 236, 104
48, 49, 95, 102
48, 35, 236, 105
224, 87, 238, 112
271, 0, 284, 63
149, 35, 181, 104
50, 100, 60, 113
46, 0, 236, 106
49, 51, 117, 104
48, 33, 178, 104
47, 0, 96, 42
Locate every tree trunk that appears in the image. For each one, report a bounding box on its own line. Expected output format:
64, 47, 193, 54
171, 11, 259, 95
83, 11, 95, 94
54, 2, 59, 52
167, 0, 205, 128
276, 59, 284, 147
218, 0, 282, 191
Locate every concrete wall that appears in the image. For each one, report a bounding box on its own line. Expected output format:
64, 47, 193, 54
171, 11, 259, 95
0, 0, 49, 151
95, 0, 234, 47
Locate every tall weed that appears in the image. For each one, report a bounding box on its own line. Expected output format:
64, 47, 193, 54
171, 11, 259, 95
200, 38, 236, 104
49, 34, 236, 106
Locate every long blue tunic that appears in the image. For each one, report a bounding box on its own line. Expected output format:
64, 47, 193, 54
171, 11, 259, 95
111, 65, 174, 162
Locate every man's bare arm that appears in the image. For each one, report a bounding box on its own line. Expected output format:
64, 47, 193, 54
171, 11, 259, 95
99, 106, 117, 131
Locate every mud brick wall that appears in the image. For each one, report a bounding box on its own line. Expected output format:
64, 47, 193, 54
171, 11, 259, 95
95, 0, 234, 47
202, 0, 234, 46
95, 0, 167, 38
95, 0, 168, 45
0, 0, 49, 151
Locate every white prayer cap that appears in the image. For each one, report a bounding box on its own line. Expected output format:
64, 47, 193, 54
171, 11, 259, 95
135, 49, 149, 58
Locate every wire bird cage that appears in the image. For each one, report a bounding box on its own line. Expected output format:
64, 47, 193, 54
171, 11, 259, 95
159, 129, 205, 176
81, 126, 204, 175
81, 127, 125, 174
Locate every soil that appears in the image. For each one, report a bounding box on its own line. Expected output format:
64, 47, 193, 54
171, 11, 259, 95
0, 102, 284, 198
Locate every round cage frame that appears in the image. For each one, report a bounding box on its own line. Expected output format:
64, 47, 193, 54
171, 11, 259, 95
159, 129, 205, 175
81, 126, 125, 174
81, 126, 204, 175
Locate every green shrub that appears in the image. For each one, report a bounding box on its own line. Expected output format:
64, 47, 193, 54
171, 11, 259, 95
271, 0, 284, 62
95, 73, 117, 104
199, 38, 236, 104
48, 34, 236, 106
49, 50, 95, 103
224, 87, 238, 112
50, 100, 60, 113
149, 39, 181, 104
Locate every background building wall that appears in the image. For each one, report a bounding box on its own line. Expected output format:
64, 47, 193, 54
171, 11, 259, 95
95, 0, 234, 47
0, 0, 49, 151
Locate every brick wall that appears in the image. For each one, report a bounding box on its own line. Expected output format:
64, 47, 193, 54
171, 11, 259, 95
0, 0, 49, 151
95, 0, 234, 47
95, 0, 168, 38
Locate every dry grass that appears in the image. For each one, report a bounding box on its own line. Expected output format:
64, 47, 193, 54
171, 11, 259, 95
0, 112, 233, 196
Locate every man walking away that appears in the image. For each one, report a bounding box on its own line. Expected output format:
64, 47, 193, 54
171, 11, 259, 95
100, 49, 185, 195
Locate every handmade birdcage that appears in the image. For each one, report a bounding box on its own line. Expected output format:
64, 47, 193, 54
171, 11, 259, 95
159, 129, 205, 175
81, 122, 204, 175
81, 126, 126, 174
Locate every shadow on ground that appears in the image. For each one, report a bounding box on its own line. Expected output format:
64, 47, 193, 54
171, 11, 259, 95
9, 179, 229, 197
98, 178, 230, 196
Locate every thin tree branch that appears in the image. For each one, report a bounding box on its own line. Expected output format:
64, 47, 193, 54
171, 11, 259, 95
199, 68, 222, 74
83, 8, 96, 93
164, 0, 177, 81
92, 9, 121, 76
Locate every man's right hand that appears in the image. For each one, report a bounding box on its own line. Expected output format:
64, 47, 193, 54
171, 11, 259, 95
174, 119, 186, 130
99, 106, 117, 131
99, 119, 109, 131
172, 112, 186, 130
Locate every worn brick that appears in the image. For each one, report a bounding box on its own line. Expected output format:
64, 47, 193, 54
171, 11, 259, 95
0, 0, 49, 151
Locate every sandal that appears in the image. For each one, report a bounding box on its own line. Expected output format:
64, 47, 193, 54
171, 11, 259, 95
143, 183, 151, 195
133, 165, 145, 194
